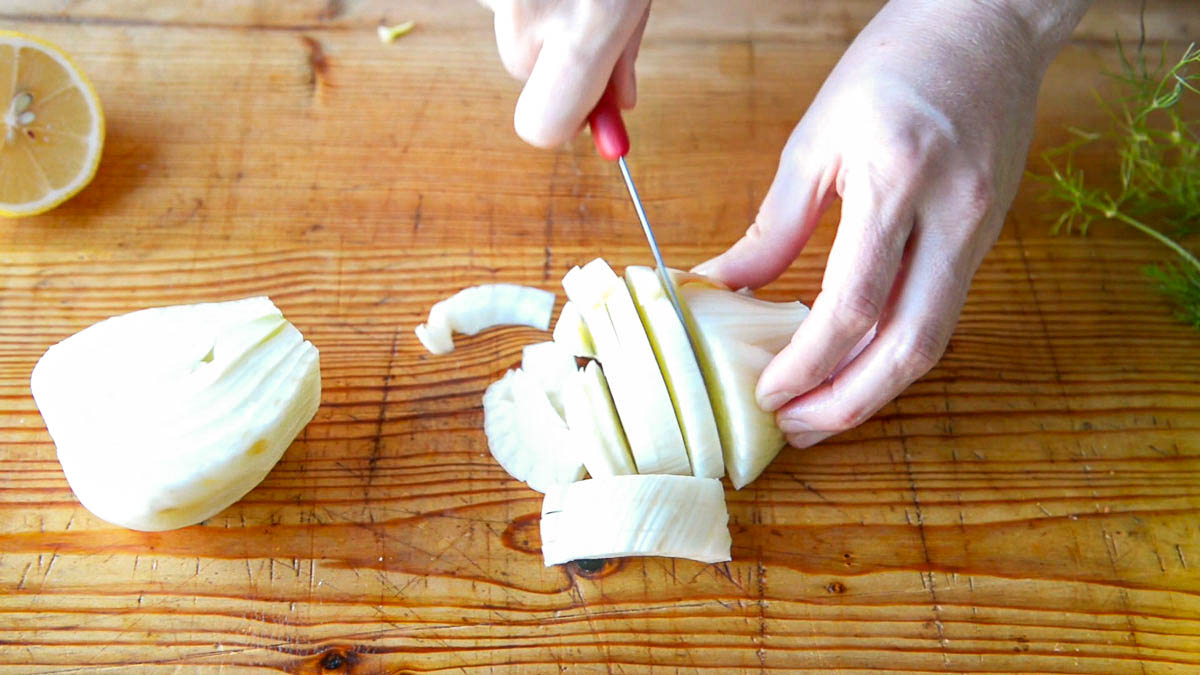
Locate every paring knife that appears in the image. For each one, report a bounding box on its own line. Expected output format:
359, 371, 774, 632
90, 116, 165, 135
586, 84, 695, 341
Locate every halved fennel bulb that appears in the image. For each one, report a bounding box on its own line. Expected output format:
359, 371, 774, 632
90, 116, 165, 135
30, 297, 321, 531
625, 266, 723, 479
551, 301, 596, 358
415, 284, 555, 355
562, 259, 690, 475
676, 278, 809, 488
540, 474, 731, 565
562, 361, 636, 477
482, 368, 585, 493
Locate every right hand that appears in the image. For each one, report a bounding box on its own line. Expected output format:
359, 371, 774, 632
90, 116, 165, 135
480, 0, 651, 148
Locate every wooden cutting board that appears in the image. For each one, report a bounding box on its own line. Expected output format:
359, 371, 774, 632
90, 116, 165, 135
1, 1, 1198, 672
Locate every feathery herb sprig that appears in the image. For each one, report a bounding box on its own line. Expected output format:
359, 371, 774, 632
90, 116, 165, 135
1035, 41, 1200, 329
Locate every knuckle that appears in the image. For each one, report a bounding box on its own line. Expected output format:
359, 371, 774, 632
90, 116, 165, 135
957, 171, 996, 222
743, 218, 769, 243
829, 408, 867, 432
891, 326, 947, 380
828, 289, 882, 336
823, 397, 873, 432
873, 129, 927, 180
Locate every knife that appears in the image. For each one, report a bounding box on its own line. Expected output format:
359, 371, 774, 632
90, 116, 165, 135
586, 84, 695, 341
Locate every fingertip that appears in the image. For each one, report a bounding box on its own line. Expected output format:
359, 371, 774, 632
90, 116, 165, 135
513, 111, 563, 149
513, 88, 573, 149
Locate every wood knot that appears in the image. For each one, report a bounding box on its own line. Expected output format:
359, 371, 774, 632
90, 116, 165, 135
825, 580, 846, 594
320, 647, 358, 671
499, 513, 541, 555
568, 556, 623, 580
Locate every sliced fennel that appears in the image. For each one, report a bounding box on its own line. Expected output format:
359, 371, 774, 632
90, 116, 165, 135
482, 368, 585, 493
676, 278, 809, 489
551, 301, 596, 358
415, 284, 555, 355
540, 474, 731, 566
30, 297, 321, 531
520, 341, 578, 417
561, 259, 690, 476
562, 361, 636, 477
625, 266, 724, 479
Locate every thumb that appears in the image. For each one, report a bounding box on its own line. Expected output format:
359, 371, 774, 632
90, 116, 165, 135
693, 144, 834, 289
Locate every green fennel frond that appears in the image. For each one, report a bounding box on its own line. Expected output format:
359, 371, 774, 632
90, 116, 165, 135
1144, 263, 1200, 329
1033, 40, 1200, 330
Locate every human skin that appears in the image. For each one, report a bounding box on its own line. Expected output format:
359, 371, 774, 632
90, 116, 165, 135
483, 0, 1093, 448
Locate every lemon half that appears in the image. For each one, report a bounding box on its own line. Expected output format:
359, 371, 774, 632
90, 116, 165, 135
0, 31, 104, 217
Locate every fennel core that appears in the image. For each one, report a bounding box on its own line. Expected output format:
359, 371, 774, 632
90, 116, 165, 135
1034, 41, 1200, 329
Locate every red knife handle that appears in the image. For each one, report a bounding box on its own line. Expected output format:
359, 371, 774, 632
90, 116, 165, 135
587, 83, 630, 161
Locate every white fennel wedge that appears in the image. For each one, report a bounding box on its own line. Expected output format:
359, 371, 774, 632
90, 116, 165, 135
561, 259, 690, 475
562, 361, 636, 477
416, 284, 555, 355
540, 474, 732, 566
520, 340, 578, 417
676, 277, 809, 488
30, 297, 321, 531
625, 266, 724, 479
551, 301, 596, 358
482, 368, 585, 493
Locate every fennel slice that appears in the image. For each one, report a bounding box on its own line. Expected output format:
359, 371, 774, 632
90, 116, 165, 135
562, 361, 636, 477
625, 265, 724, 479
416, 284, 555, 355
520, 340, 579, 418
562, 259, 690, 476
540, 474, 731, 566
552, 301, 596, 358
676, 282, 809, 489
482, 368, 584, 493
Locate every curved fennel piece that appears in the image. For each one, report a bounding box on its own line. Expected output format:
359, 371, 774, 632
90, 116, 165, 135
676, 276, 809, 489
520, 340, 578, 417
482, 368, 585, 493
30, 297, 321, 531
415, 284, 555, 355
561, 259, 690, 475
625, 265, 724, 479
551, 301, 596, 358
540, 474, 732, 566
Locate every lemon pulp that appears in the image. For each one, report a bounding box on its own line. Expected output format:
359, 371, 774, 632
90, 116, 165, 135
0, 31, 104, 217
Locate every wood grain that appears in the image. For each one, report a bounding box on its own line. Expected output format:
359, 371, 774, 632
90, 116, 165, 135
1, 1, 1199, 672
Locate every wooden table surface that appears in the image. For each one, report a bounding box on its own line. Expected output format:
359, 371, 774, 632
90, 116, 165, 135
2, 1, 1198, 672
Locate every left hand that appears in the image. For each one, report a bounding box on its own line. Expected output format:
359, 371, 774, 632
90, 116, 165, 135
693, 0, 1090, 448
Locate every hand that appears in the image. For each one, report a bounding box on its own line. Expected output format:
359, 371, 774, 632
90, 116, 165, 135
480, 0, 651, 148
693, 0, 1091, 448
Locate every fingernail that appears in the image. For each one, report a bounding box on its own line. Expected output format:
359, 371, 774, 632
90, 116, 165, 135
759, 391, 797, 412
690, 260, 716, 276
778, 417, 813, 434
787, 430, 832, 448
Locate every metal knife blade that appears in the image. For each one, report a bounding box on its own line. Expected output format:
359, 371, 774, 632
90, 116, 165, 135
616, 156, 696, 344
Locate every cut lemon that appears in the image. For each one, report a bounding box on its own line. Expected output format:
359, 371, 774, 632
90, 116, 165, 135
0, 31, 104, 217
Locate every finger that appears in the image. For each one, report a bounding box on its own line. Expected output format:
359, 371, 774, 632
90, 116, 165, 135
774, 223, 972, 444
755, 176, 914, 411
512, 11, 644, 148
491, 3, 541, 81
611, 6, 650, 109
691, 138, 837, 289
